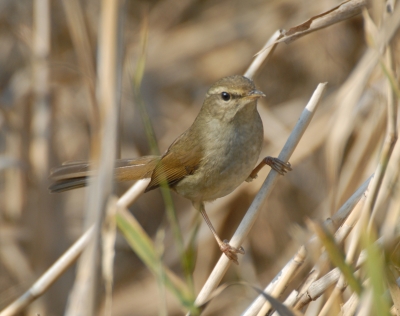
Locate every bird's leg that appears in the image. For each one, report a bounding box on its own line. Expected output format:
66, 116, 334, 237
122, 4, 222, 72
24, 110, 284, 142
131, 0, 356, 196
246, 156, 292, 182
194, 202, 244, 265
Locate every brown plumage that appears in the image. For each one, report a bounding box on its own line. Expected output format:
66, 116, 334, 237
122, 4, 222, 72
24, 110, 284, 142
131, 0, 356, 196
49, 75, 291, 264
49, 156, 160, 192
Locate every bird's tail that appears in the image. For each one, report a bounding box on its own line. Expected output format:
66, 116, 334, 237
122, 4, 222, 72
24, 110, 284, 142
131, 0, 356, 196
49, 155, 160, 193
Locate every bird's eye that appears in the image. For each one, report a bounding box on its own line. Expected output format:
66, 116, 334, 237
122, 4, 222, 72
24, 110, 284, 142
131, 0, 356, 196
221, 92, 231, 101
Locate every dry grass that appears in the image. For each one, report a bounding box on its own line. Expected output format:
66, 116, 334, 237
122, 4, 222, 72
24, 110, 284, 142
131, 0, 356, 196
0, 0, 400, 315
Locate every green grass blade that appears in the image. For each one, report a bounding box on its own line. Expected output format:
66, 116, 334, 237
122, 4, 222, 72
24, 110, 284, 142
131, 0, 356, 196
311, 221, 363, 295
130, 15, 194, 290
116, 209, 196, 312
362, 229, 391, 316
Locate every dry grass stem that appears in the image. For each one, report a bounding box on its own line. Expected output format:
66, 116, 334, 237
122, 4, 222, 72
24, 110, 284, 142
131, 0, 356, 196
2, 0, 400, 314
256, 0, 367, 55
194, 83, 327, 309
279, 0, 367, 43
61, 0, 97, 128
296, 242, 370, 311
327, 4, 400, 206
367, 42, 398, 230
244, 30, 282, 80
244, 247, 307, 316
0, 178, 149, 315
255, 246, 306, 316
64, 0, 120, 313
271, 291, 299, 316
0, 227, 94, 316
246, 174, 371, 315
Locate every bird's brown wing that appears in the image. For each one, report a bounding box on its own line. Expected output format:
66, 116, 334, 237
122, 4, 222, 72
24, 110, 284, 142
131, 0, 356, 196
146, 132, 203, 192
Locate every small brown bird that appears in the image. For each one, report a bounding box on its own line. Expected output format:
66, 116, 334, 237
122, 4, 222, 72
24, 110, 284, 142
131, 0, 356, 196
50, 75, 291, 264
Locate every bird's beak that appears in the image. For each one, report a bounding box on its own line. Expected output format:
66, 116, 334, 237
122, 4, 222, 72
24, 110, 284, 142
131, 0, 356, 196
246, 89, 266, 99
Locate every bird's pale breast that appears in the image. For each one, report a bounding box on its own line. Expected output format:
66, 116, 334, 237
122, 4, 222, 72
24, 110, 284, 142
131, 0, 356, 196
174, 107, 263, 202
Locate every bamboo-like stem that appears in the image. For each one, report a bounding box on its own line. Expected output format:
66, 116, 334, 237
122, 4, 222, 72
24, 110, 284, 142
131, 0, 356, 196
293, 184, 369, 311
244, 30, 282, 79
193, 83, 327, 311
316, 190, 370, 315
296, 239, 373, 311
271, 291, 299, 316
65, 0, 120, 313
255, 247, 306, 316
0, 227, 94, 316
102, 3, 126, 315
244, 176, 371, 315
0, 179, 151, 316
319, 9, 400, 314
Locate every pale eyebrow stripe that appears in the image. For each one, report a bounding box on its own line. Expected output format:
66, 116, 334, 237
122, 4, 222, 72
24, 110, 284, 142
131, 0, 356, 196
209, 86, 244, 97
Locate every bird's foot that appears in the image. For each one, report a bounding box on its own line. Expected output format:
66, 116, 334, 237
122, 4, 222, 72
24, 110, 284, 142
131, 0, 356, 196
246, 156, 292, 182
245, 174, 256, 182
220, 239, 245, 265
266, 157, 292, 175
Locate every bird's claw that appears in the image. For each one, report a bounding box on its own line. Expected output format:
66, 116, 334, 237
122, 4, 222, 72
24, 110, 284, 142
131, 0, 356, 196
245, 175, 257, 182
246, 157, 292, 182
220, 239, 245, 265
266, 157, 292, 175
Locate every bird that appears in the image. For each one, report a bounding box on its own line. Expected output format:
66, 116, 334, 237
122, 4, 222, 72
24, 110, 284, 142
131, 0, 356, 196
49, 75, 291, 264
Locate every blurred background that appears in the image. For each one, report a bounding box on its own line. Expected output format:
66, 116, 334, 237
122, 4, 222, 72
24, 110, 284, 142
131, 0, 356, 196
1, 0, 394, 315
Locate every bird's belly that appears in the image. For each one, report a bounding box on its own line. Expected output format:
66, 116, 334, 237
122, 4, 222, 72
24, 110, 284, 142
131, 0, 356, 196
174, 122, 263, 202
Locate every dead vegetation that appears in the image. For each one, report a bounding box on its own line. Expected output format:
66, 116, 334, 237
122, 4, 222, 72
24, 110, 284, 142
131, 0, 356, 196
1, 0, 400, 315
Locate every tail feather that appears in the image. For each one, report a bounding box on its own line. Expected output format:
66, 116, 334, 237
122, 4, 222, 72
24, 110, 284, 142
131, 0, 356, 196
49, 155, 160, 193
50, 162, 93, 181
49, 177, 88, 193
